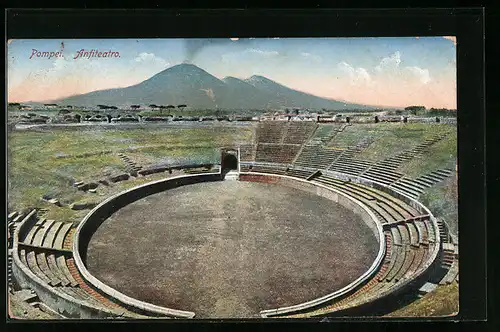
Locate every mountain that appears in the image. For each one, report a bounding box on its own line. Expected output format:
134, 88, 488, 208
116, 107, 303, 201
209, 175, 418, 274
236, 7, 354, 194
54, 64, 374, 110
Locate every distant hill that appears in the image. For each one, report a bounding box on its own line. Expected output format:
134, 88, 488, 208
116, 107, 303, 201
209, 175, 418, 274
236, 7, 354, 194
53, 63, 375, 110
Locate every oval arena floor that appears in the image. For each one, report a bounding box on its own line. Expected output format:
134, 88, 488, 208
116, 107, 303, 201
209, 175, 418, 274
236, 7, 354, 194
86, 180, 379, 318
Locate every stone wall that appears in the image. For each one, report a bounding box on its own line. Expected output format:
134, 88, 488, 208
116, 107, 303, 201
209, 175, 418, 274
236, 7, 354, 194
240, 172, 385, 317
73, 172, 223, 318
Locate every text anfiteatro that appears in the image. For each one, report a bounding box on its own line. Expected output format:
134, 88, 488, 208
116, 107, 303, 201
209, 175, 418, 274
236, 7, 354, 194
29, 49, 120, 60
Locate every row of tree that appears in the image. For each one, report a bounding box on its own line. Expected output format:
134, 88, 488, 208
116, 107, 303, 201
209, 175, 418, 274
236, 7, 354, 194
148, 104, 187, 111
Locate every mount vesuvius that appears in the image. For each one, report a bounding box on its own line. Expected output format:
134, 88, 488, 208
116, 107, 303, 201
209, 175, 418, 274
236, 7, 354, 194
54, 63, 373, 110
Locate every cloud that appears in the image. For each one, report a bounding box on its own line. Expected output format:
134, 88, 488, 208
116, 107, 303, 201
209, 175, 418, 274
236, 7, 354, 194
300, 52, 322, 62
443, 36, 457, 46
245, 48, 279, 57
337, 61, 372, 86
375, 51, 401, 72
404, 66, 431, 84
134, 52, 169, 67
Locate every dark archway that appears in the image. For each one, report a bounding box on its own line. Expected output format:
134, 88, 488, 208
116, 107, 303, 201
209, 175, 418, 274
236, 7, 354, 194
346, 116, 350, 124
222, 154, 238, 171
106, 114, 112, 123
374, 116, 379, 123
74, 114, 81, 123
436, 117, 441, 123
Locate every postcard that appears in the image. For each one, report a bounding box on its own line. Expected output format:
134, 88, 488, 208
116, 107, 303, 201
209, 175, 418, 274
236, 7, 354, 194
7, 36, 458, 320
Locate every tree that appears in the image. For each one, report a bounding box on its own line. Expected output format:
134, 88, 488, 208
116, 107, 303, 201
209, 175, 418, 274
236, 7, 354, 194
177, 104, 187, 111
404, 105, 426, 115
149, 104, 158, 110
293, 109, 300, 115
130, 105, 141, 110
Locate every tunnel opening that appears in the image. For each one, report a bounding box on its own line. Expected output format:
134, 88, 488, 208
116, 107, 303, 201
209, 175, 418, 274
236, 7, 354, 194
222, 153, 238, 171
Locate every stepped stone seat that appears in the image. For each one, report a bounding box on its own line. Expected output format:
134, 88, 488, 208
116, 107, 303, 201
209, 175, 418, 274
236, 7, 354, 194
56, 256, 79, 287
54, 223, 73, 250
407, 223, 419, 247
317, 177, 375, 203
390, 184, 421, 198
13, 213, 26, 223
32, 219, 55, 247
8, 211, 19, 221
35, 252, 62, 286
376, 201, 404, 221
407, 247, 426, 277
391, 182, 424, 194
434, 169, 453, 176
420, 173, 445, 183
385, 201, 412, 219
426, 221, 436, 243
285, 169, 310, 179
365, 168, 402, 180
315, 178, 394, 223
23, 218, 45, 244
399, 178, 428, 190
440, 260, 459, 285
360, 174, 393, 185
294, 146, 341, 169
397, 225, 411, 245
347, 183, 420, 217
391, 227, 402, 246
19, 248, 29, 267
412, 177, 435, 187
414, 220, 429, 245
25, 250, 51, 284
385, 246, 406, 282
46, 254, 71, 286
395, 248, 415, 282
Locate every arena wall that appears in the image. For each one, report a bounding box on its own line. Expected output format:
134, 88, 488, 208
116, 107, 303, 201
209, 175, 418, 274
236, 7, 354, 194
239, 172, 386, 317
73, 172, 223, 318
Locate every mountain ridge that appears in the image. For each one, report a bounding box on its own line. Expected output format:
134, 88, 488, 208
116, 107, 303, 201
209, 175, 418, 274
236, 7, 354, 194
52, 64, 374, 110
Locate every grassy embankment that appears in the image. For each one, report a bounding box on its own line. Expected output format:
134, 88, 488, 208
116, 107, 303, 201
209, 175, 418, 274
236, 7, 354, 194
386, 282, 459, 317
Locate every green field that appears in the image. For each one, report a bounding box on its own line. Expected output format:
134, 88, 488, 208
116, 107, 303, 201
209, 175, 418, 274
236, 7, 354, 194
386, 282, 459, 317
7, 125, 253, 220
353, 123, 454, 162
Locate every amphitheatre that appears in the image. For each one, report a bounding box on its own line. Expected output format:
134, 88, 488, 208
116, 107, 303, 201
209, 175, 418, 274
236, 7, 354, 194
7, 112, 458, 319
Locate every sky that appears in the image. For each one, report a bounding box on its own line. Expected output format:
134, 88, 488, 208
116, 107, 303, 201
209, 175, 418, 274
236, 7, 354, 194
7, 37, 457, 108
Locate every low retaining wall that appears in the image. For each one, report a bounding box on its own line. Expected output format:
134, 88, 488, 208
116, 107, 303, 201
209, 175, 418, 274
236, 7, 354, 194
73, 172, 223, 319
239, 173, 386, 317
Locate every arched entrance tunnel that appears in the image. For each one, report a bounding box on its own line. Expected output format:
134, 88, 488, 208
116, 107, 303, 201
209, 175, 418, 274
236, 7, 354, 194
222, 153, 238, 171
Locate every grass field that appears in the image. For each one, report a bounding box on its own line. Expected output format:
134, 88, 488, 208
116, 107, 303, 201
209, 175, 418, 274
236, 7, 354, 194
420, 175, 459, 236
353, 123, 455, 162
398, 133, 457, 177
385, 282, 459, 317
7, 125, 252, 218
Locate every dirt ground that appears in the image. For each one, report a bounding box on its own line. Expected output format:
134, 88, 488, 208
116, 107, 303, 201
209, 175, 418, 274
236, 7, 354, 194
87, 180, 378, 318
